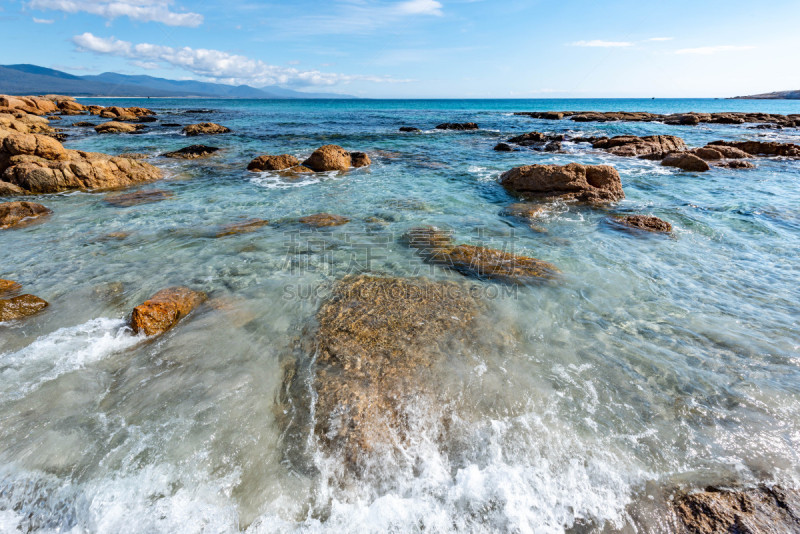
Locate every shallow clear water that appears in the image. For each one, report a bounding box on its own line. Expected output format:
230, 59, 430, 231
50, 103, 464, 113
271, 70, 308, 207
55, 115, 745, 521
1, 98, 799, 533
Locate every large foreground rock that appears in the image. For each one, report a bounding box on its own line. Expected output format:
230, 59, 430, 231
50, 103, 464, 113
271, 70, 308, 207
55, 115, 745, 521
0, 201, 51, 229
183, 123, 231, 136
672, 486, 800, 534
0, 294, 49, 322
592, 135, 687, 157
302, 145, 371, 172
280, 275, 484, 465
499, 162, 624, 203
1, 129, 162, 194
129, 287, 206, 336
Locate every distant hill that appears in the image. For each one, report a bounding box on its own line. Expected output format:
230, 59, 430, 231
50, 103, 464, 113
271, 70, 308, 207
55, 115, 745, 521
733, 90, 800, 100
0, 64, 354, 99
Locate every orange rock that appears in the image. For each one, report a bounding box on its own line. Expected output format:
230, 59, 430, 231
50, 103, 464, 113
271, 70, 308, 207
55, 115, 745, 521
129, 287, 206, 336
499, 162, 624, 203
216, 218, 269, 237
298, 213, 350, 227
104, 190, 173, 207
302, 144, 351, 171
247, 154, 299, 171
0, 279, 22, 296
0, 294, 48, 322
182, 123, 231, 136
0, 201, 51, 229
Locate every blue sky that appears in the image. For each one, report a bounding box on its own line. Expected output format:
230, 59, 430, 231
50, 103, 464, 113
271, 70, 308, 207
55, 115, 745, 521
1, 0, 799, 97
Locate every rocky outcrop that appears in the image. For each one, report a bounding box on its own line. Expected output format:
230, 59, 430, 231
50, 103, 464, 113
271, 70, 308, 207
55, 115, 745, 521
435, 122, 478, 130
0, 294, 49, 322
104, 189, 173, 207
0, 114, 57, 136
703, 145, 751, 159
215, 218, 269, 237
717, 160, 756, 169
0, 127, 162, 194
280, 275, 484, 464
129, 287, 206, 336
0, 181, 24, 196
0, 201, 51, 229
661, 152, 710, 172
515, 110, 800, 127
298, 213, 350, 227
612, 215, 672, 233
405, 226, 559, 284
506, 131, 563, 151
494, 142, 514, 152
247, 154, 299, 171
183, 123, 231, 136
0, 95, 59, 116
592, 135, 687, 158
95, 121, 140, 134
708, 140, 800, 157
672, 486, 800, 534
399, 126, 421, 132
499, 163, 624, 203
302, 145, 371, 172
163, 145, 220, 159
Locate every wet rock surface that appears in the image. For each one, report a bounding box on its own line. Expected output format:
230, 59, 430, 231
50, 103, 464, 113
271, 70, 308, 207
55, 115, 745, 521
708, 140, 800, 157
215, 218, 269, 237
0, 201, 51, 229
104, 189, 173, 207
302, 145, 370, 172
247, 154, 299, 171
129, 286, 206, 336
612, 215, 673, 233
298, 213, 351, 227
399, 126, 421, 132
162, 145, 220, 159
183, 123, 231, 136
499, 162, 624, 203
592, 135, 687, 158
506, 131, 563, 151
661, 152, 711, 172
672, 486, 800, 534
0, 294, 49, 322
435, 122, 479, 130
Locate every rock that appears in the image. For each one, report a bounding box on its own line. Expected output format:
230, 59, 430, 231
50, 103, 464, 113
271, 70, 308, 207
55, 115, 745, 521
183, 123, 231, 136
0, 279, 21, 296
515, 110, 798, 127
0, 181, 24, 196
592, 135, 687, 157
501, 203, 548, 220
129, 287, 206, 336
281, 165, 314, 175
95, 121, 139, 134
0, 95, 59, 115
499, 162, 625, 203
247, 154, 299, 171
162, 145, 220, 159
672, 486, 800, 534
704, 145, 751, 159
58, 100, 86, 114
717, 160, 756, 169
399, 126, 421, 132
280, 274, 484, 464
404, 226, 559, 284
302, 144, 362, 172
494, 142, 514, 152
612, 215, 672, 233
708, 140, 800, 157
216, 218, 269, 237
0, 201, 51, 229
118, 153, 149, 160
661, 152, 710, 172
298, 213, 350, 227
104, 189, 173, 207
350, 151, 371, 168
73, 121, 94, 127
0, 114, 57, 136
692, 147, 724, 160
435, 122, 478, 130
0, 294, 49, 322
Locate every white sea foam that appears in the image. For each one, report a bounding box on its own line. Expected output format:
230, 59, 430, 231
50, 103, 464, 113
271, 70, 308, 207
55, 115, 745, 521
0, 318, 143, 399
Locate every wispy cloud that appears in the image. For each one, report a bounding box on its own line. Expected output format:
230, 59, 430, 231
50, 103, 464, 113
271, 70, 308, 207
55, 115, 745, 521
394, 0, 443, 16
27, 0, 203, 27
570, 40, 633, 48
32, 17, 54, 23
675, 45, 755, 55
646, 37, 673, 41
72, 33, 411, 87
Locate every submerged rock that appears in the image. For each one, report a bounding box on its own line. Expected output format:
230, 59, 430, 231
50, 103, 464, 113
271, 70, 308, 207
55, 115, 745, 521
493, 142, 514, 152
129, 286, 206, 336
0, 294, 48, 322
162, 145, 220, 159
298, 213, 350, 227
612, 215, 672, 233
104, 189, 173, 207
499, 163, 624, 203
0, 279, 22, 296
281, 275, 484, 465
661, 152, 710, 172
435, 122, 478, 130
672, 486, 800, 534
302, 145, 370, 172
183, 123, 231, 136
216, 218, 269, 237
501, 202, 548, 220
0, 201, 51, 229
592, 135, 687, 158
247, 154, 299, 171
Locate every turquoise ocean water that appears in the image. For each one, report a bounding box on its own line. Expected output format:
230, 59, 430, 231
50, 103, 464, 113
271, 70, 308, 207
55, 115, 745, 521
0, 98, 799, 532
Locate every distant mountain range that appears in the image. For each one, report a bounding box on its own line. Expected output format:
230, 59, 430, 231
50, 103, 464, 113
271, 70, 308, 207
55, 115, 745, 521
0, 64, 354, 99
733, 89, 800, 100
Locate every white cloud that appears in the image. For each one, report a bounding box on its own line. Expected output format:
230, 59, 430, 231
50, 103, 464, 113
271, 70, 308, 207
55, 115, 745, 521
676, 45, 755, 55
27, 0, 203, 27
646, 37, 673, 41
394, 0, 443, 16
32, 17, 54, 22
72, 33, 410, 87
570, 40, 633, 48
